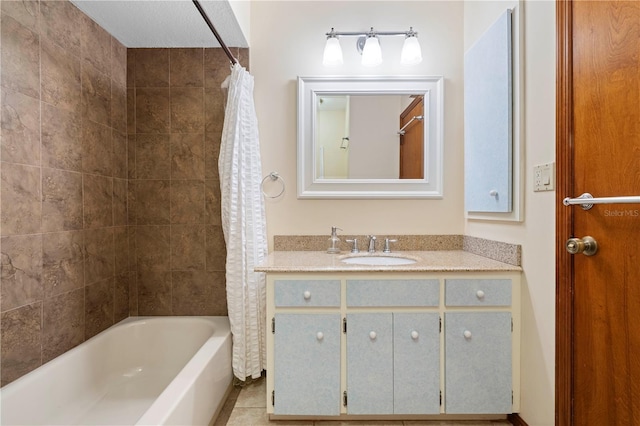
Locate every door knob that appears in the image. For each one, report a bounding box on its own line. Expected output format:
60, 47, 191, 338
566, 236, 598, 256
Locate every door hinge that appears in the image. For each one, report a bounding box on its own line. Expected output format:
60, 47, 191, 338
512, 390, 514, 404
343, 317, 347, 333
343, 391, 348, 406
439, 390, 442, 406
272, 390, 275, 406
272, 317, 275, 334
439, 316, 442, 333
511, 318, 513, 332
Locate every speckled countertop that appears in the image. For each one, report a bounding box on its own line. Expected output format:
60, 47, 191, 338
255, 250, 522, 273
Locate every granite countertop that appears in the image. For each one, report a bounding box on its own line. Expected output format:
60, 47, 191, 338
255, 250, 522, 273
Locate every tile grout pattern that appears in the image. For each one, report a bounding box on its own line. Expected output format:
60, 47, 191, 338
1, 0, 130, 386
217, 379, 512, 426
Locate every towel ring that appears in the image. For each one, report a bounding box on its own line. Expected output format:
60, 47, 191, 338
261, 172, 285, 198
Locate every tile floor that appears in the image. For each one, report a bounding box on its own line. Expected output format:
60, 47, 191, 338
214, 379, 512, 426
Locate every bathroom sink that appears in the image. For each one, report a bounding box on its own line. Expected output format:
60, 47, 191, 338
341, 255, 417, 266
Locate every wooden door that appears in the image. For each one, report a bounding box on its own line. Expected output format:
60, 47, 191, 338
556, 1, 640, 424
399, 96, 424, 179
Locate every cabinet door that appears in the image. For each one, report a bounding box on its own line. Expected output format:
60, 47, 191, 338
394, 313, 440, 414
347, 313, 393, 414
445, 312, 512, 414
274, 314, 341, 415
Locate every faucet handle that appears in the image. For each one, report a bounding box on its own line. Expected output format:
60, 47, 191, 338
383, 238, 398, 253
345, 238, 359, 253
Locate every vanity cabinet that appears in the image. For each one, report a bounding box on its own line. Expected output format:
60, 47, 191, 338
347, 312, 440, 414
266, 272, 520, 419
444, 312, 512, 413
346, 279, 440, 415
444, 278, 513, 414
273, 313, 341, 415
272, 280, 341, 415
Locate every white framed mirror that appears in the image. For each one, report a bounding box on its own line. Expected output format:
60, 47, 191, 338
297, 76, 444, 199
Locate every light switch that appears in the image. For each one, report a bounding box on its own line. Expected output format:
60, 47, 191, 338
534, 162, 555, 192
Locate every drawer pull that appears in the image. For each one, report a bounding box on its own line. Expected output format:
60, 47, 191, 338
303, 291, 311, 300
316, 332, 324, 341
411, 330, 419, 340
369, 331, 377, 340
463, 330, 472, 339
476, 290, 485, 299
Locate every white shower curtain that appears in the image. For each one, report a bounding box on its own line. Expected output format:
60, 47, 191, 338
218, 63, 268, 380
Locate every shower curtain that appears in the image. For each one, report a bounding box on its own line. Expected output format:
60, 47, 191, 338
219, 63, 268, 380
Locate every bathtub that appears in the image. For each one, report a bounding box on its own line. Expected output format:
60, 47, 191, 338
1, 316, 233, 425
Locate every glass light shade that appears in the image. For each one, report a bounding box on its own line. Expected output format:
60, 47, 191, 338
322, 37, 343, 67
361, 36, 382, 67
401, 36, 422, 65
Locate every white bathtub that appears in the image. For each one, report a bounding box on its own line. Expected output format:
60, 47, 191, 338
0, 316, 233, 425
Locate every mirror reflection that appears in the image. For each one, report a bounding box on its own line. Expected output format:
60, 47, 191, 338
297, 76, 443, 199
315, 95, 424, 180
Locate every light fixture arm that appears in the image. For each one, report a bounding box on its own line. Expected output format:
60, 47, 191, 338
323, 27, 422, 67
325, 27, 418, 38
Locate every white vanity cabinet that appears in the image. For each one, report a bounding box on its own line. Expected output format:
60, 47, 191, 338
347, 312, 441, 414
346, 279, 440, 415
444, 279, 514, 414
265, 271, 521, 420
272, 279, 342, 415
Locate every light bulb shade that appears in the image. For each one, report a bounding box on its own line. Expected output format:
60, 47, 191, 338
401, 36, 422, 65
361, 36, 382, 67
322, 37, 343, 67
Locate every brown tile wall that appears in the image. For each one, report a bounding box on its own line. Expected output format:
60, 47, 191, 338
127, 48, 248, 316
0, 0, 129, 386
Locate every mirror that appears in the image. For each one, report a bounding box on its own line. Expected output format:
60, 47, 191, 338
297, 76, 444, 199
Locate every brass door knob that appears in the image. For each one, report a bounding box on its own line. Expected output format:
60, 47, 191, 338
566, 236, 598, 256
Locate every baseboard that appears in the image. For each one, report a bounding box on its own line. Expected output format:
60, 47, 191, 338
508, 413, 529, 426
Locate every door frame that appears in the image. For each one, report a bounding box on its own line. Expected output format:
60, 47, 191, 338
555, 0, 574, 424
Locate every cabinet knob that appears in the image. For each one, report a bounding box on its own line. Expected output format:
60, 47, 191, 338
411, 330, 419, 340
463, 330, 472, 339
489, 189, 498, 197
369, 331, 377, 340
303, 291, 311, 300
476, 290, 485, 299
316, 332, 324, 341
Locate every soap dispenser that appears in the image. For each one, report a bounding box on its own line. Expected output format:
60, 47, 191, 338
327, 226, 342, 254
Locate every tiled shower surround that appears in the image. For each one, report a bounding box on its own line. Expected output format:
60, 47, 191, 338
0, 0, 243, 386
127, 47, 247, 316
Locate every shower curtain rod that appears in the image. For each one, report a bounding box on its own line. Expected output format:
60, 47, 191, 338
192, 0, 238, 65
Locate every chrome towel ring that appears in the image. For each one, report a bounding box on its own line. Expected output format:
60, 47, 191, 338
261, 172, 285, 198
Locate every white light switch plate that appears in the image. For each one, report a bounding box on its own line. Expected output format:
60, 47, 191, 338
534, 162, 555, 192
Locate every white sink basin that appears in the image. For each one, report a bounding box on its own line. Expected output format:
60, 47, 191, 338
341, 255, 417, 266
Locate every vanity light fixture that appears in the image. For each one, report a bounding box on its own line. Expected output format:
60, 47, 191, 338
361, 30, 382, 67
322, 29, 343, 67
323, 27, 422, 67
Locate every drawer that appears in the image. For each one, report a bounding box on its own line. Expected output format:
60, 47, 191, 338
346, 279, 439, 307
444, 279, 511, 306
274, 280, 341, 307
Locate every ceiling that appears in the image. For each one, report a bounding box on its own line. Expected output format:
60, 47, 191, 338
70, 0, 248, 48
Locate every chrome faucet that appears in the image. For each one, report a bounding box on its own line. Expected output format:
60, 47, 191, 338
367, 235, 377, 253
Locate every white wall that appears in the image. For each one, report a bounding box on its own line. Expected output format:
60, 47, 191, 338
464, 1, 556, 425
250, 1, 555, 424
349, 96, 400, 179
317, 109, 348, 178
251, 1, 465, 242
